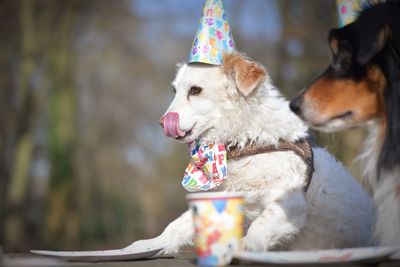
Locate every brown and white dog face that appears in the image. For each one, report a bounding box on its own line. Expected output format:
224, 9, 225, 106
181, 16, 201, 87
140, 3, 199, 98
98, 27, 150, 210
290, 20, 389, 132
160, 53, 266, 143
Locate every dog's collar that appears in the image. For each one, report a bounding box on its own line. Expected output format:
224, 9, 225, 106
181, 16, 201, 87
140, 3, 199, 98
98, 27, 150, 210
227, 138, 314, 192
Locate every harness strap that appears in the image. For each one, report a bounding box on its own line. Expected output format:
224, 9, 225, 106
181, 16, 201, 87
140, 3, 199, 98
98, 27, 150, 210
227, 138, 314, 192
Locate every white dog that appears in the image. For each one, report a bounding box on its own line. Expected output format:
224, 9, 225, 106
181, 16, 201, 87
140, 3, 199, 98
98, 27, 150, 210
128, 52, 376, 254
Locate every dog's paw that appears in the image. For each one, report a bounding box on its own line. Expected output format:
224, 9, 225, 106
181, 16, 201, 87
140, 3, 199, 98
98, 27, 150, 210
124, 238, 165, 252
124, 237, 183, 256
157, 245, 180, 255
241, 235, 265, 252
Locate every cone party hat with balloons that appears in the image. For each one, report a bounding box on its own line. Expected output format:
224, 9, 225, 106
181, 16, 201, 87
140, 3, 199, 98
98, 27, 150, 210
188, 0, 235, 65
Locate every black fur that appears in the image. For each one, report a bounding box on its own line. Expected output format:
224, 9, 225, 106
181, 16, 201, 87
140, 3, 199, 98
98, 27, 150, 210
359, 1, 400, 178
378, 42, 400, 177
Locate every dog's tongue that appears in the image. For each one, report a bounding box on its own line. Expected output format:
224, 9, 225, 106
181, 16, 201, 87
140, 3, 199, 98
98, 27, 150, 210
162, 112, 186, 138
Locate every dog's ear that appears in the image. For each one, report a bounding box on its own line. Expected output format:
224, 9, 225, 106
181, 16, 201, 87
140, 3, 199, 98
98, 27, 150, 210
222, 53, 266, 97
357, 24, 389, 65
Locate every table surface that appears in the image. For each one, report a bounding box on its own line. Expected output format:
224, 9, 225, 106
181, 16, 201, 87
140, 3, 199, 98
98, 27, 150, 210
3, 253, 400, 267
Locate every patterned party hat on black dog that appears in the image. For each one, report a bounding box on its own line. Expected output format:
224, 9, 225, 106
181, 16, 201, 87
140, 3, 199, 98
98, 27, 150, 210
336, 0, 381, 27
188, 0, 235, 65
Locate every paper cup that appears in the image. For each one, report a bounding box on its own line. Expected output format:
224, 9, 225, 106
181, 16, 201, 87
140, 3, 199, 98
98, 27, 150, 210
187, 192, 244, 266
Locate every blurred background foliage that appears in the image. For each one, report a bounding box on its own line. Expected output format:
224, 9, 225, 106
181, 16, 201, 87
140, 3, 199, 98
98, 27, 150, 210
0, 0, 365, 252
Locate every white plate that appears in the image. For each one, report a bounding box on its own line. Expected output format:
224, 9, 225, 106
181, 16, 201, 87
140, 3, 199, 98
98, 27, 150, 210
30, 247, 163, 262
234, 246, 397, 265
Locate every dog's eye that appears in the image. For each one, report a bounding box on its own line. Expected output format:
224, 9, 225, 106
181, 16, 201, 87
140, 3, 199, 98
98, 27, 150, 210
189, 86, 202, 96
170, 86, 176, 94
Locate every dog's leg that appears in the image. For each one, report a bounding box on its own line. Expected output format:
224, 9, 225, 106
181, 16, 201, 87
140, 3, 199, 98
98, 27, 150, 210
124, 210, 194, 254
242, 190, 307, 251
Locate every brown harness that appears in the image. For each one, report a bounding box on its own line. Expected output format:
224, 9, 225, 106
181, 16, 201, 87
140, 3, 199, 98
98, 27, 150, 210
227, 138, 314, 192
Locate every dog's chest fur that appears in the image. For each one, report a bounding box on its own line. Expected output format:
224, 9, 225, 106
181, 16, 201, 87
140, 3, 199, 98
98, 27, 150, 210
220, 150, 307, 220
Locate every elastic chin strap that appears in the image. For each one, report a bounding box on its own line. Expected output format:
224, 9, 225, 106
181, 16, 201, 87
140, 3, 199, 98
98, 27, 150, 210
181, 140, 228, 192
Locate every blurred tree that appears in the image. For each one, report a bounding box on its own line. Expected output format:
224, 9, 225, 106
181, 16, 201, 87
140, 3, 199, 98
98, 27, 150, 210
0, 0, 95, 251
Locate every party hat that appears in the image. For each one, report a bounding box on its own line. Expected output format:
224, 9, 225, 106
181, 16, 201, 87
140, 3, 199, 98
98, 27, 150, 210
188, 0, 235, 65
336, 0, 381, 27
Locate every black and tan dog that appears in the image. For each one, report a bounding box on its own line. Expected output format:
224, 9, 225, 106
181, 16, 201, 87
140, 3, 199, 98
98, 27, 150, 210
290, 1, 400, 250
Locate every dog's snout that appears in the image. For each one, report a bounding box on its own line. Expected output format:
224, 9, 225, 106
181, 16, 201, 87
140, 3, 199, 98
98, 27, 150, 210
289, 95, 304, 114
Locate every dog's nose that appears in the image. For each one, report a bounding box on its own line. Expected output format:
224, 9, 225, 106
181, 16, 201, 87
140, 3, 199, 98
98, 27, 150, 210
289, 95, 304, 114
159, 116, 165, 128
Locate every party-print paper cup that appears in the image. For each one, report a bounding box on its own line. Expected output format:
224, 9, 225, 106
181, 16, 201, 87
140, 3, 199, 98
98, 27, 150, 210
187, 192, 244, 266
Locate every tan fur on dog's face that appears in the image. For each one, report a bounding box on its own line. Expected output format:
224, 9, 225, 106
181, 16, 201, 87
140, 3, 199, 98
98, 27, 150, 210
298, 66, 386, 132
222, 53, 266, 97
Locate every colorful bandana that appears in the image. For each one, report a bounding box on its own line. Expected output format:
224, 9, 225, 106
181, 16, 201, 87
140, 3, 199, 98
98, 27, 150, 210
182, 140, 228, 192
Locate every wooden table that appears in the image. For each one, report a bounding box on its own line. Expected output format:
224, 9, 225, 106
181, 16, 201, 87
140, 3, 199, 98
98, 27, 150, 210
3, 253, 400, 267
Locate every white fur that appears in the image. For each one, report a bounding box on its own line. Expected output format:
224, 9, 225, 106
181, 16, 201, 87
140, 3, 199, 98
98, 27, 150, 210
357, 123, 400, 252
130, 60, 376, 254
